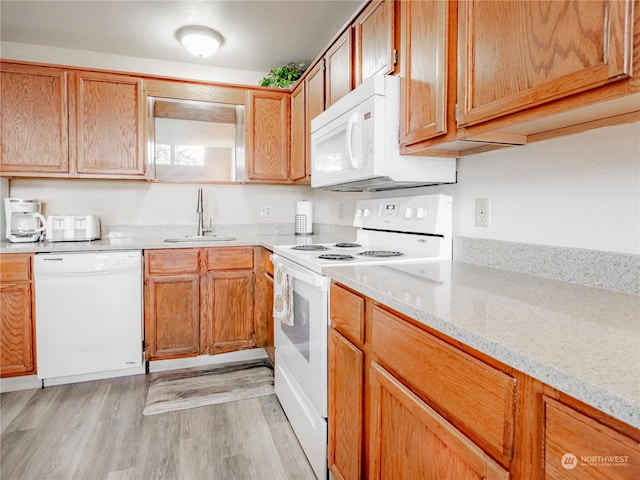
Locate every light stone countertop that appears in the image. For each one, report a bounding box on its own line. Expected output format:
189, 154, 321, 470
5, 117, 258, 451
323, 261, 640, 428
0, 231, 347, 254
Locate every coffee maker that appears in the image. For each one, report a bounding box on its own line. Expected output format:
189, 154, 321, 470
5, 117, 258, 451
4, 198, 47, 243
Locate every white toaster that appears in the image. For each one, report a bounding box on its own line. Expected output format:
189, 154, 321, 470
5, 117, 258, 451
46, 215, 101, 242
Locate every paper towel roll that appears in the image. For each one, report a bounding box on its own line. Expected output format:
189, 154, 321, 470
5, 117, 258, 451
295, 200, 313, 235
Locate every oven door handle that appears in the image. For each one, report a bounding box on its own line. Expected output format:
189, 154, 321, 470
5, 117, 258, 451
271, 254, 330, 291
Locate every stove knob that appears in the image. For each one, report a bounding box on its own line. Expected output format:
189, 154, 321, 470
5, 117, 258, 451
363, 208, 372, 218
404, 207, 414, 219
416, 207, 427, 219
355, 208, 364, 218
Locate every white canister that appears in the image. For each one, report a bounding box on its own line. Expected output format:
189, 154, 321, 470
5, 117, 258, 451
295, 200, 313, 235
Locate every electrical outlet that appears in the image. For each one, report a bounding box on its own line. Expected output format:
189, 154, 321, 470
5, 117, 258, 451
475, 198, 491, 227
259, 205, 272, 217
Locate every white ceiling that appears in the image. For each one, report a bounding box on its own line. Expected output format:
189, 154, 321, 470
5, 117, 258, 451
0, 0, 364, 73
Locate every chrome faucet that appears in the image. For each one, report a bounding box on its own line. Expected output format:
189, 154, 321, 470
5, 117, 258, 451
196, 188, 204, 236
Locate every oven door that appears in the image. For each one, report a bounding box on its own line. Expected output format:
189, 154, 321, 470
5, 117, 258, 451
271, 254, 330, 417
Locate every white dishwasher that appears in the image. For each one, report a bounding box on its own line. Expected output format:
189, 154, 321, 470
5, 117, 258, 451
34, 250, 144, 386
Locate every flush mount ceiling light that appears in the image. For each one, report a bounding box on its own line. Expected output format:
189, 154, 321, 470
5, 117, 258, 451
176, 25, 223, 58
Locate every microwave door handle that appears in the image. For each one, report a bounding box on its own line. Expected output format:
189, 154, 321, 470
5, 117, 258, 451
346, 112, 359, 169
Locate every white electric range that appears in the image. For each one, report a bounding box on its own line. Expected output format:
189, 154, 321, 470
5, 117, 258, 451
271, 194, 452, 480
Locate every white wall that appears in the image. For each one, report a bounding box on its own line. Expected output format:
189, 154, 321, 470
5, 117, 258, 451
312, 121, 640, 255
8, 180, 312, 227
0, 42, 266, 85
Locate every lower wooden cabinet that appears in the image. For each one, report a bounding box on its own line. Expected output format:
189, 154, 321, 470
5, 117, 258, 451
145, 274, 200, 360
543, 397, 640, 480
144, 247, 266, 361
0, 254, 36, 377
369, 362, 508, 480
204, 270, 255, 354
254, 247, 275, 363
328, 281, 640, 480
328, 327, 364, 480
144, 249, 201, 360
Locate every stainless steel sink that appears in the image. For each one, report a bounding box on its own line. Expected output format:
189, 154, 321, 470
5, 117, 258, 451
164, 235, 236, 243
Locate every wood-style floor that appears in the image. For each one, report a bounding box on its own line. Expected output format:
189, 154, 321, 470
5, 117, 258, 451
0, 373, 316, 480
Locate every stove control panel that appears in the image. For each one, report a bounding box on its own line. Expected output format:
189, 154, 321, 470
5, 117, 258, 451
353, 194, 452, 237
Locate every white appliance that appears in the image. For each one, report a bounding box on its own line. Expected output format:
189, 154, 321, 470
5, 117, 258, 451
271, 194, 452, 480
311, 75, 457, 191
4, 198, 47, 243
46, 214, 101, 241
295, 199, 313, 235
34, 251, 144, 386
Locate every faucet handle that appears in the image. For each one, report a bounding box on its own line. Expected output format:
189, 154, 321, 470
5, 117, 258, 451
202, 218, 214, 234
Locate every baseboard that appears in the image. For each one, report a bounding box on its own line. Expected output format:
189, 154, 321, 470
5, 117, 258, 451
0, 375, 41, 392
42, 366, 146, 387
148, 348, 269, 373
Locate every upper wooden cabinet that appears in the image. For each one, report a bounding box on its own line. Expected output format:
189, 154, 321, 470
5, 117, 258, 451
326, 27, 354, 107
74, 71, 145, 177
290, 82, 307, 182
1, 62, 146, 178
246, 89, 290, 183
354, 0, 397, 86
398, 0, 452, 150
1, 63, 69, 175
0, 254, 36, 378
457, 0, 635, 127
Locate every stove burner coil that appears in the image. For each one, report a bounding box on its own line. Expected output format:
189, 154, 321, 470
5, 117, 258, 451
334, 242, 362, 248
358, 250, 404, 258
318, 254, 357, 261
291, 245, 330, 251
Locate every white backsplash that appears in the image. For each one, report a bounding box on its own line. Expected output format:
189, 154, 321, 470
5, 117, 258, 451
8, 180, 313, 227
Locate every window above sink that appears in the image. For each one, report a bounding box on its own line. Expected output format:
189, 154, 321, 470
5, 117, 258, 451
147, 97, 246, 183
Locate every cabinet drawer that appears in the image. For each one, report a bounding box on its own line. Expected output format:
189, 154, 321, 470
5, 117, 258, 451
330, 283, 365, 347
371, 305, 515, 462
145, 249, 200, 275
207, 247, 253, 270
0, 254, 31, 281
543, 397, 640, 479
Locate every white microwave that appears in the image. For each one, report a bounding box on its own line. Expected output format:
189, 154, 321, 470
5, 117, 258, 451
310, 75, 456, 191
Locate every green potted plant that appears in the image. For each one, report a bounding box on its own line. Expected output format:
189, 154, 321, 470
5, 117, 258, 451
259, 61, 308, 88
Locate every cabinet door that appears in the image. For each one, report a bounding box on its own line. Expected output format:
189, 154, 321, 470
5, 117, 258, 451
543, 397, 640, 479
205, 270, 256, 354
0, 281, 35, 377
305, 61, 326, 168
399, 0, 450, 146
74, 71, 145, 176
326, 28, 353, 107
457, 0, 634, 127
144, 275, 200, 360
328, 328, 364, 480
254, 248, 274, 363
290, 82, 307, 181
369, 362, 509, 480
354, 0, 397, 86
1, 63, 69, 175
246, 90, 290, 182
